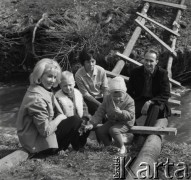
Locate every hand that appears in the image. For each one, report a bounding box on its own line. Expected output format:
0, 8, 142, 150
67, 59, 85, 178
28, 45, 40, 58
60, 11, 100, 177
84, 124, 93, 131
141, 101, 152, 115
95, 124, 103, 128
57, 114, 67, 121
114, 107, 122, 115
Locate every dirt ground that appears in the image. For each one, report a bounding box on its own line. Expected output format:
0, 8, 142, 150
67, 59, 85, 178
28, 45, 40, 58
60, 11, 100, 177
0, 0, 191, 179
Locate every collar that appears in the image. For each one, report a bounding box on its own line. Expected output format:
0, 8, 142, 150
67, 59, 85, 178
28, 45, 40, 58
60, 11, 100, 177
27, 85, 53, 102
144, 66, 158, 77
81, 65, 98, 77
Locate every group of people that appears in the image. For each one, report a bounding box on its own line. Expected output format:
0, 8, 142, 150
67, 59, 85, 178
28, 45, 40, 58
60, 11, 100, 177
16, 47, 171, 157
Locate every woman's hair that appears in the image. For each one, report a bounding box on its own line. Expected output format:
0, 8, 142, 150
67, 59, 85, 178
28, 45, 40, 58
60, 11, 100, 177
79, 48, 97, 65
30, 58, 62, 87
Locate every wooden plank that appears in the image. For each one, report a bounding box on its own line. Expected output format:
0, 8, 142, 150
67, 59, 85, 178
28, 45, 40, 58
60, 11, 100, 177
168, 98, 181, 106
169, 77, 182, 87
116, 52, 182, 87
171, 91, 181, 97
143, 0, 187, 10
129, 126, 177, 136
116, 52, 142, 66
135, 19, 177, 57
171, 109, 181, 117
106, 70, 129, 81
0, 149, 29, 172
136, 12, 180, 36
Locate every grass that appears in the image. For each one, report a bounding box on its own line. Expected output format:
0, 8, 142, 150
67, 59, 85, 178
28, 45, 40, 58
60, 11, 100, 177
0, 129, 190, 179
0, 133, 132, 180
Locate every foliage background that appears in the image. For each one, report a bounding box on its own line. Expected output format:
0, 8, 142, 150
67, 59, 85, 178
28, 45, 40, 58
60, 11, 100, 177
0, 0, 191, 83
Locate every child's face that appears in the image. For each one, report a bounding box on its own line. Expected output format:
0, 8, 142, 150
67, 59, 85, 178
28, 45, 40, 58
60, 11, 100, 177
40, 69, 57, 90
111, 91, 126, 105
60, 78, 75, 95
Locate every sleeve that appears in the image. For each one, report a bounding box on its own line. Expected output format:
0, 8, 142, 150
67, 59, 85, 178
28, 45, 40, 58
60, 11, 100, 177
75, 73, 91, 97
119, 98, 135, 127
82, 100, 91, 120
28, 98, 57, 137
127, 71, 136, 99
101, 69, 108, 89
89, 98, 107, 126
53, 96, 65, 117
151, 70, 171, 104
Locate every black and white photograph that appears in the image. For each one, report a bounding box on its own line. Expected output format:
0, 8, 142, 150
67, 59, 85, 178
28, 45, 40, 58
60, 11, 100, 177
0, 0, 190, 179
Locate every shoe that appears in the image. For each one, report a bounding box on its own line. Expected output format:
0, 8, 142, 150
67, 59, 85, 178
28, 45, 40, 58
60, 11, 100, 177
117, 146, 127, 156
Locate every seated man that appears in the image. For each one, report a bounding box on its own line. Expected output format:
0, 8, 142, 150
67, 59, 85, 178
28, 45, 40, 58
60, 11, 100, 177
75, 49, 108, 115
127, 48, 171, 126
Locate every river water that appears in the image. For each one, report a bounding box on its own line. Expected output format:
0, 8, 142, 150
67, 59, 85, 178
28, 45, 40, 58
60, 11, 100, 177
0, 84, 190, 144
165, 87, 191, 144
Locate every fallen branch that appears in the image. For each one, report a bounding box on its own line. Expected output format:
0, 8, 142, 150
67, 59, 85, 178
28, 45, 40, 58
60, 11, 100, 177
32, 13, 48, 56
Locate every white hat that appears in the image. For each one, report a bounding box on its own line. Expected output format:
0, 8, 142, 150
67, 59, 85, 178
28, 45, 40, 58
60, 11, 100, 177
109, 76, 127, 93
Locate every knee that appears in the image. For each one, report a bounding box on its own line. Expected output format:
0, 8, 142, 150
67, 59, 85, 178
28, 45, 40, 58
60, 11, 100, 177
95, 127, 102, 135
95, 126, 106, 137
68, 115, 82, 128
109, 127, 120, 136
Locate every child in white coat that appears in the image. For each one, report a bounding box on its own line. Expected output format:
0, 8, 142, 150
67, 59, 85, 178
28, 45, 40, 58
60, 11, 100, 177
55, 71, 91, 150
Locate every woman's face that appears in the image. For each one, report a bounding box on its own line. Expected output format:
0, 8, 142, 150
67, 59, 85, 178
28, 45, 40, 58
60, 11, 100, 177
40, 69, 57, 90
111, 91, 126, 105
84, 57, 96, 73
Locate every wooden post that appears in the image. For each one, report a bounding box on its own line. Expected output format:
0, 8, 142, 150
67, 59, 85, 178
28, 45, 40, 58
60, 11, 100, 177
112, 2, 150, 74
167, 0, 185, 79
126, 118, 168, 180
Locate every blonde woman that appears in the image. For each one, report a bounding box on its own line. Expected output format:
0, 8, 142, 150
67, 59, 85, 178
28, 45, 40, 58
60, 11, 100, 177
17, 58, 84, 157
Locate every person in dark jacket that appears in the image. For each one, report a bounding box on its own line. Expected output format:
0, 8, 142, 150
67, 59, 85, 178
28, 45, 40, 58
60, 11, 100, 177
127, 48, 171, 126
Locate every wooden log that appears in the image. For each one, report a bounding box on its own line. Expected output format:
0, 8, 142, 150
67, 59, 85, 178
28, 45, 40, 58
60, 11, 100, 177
116, 52, 182, 87
135, 19, 177, 57
129, 126, 177, 136
143, 0, 187, 10
0, 149, 29, 172
112, 2, 150, 74
126, 118, 168, 180
136, 12, 180, 36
